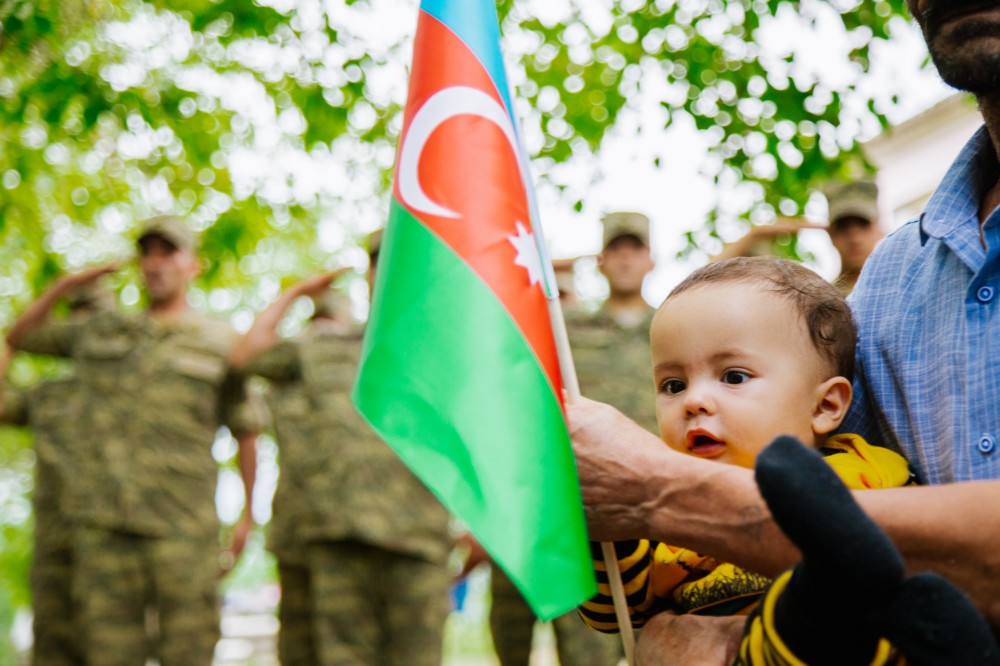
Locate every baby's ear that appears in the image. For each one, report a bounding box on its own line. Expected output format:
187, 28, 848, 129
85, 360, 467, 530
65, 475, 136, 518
812, 376, 852, 435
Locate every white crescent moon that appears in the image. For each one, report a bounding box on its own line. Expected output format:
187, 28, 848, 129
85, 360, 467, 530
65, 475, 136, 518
398, 86, 519, 219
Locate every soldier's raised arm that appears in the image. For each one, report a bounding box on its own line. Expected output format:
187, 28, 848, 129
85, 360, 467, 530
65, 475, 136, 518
6, 263, 119, 352
0, 337, 11, 381
228, 268, 350, 370
226, 430, 258, 566
221, 380, 269, 568
222, 272, 351, 566
708, 218, 827, 263
0, 339, 16, 423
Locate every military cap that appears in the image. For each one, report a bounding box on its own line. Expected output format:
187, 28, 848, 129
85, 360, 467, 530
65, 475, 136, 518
137, 215, 197, 252
602, 212, 650, 249
825, 179, 879, 227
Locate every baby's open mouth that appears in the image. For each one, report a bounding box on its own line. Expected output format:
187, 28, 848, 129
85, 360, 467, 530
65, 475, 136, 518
688, 434, 727, 457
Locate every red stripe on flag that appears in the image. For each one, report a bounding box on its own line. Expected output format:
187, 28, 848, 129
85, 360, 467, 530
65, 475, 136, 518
393, 12, 562, 399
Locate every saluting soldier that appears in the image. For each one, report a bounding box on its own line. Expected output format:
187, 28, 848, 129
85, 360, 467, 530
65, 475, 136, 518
229, 230, 451, 666
565, 212, 659, 433
5, 216, 263, 665
248, 288, 354, 666
1, 285, 114, 665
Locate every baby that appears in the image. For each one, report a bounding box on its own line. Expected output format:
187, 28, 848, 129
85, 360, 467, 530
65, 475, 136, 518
580, 258, 997, 665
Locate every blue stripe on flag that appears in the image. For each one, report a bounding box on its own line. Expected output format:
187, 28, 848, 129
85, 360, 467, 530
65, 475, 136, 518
419, 0, 515, 122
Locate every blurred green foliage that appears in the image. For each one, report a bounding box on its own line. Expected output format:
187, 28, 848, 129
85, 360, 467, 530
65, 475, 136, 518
497, 0, 912, 254
0, 0, 915, 657
0, 427, 33, 665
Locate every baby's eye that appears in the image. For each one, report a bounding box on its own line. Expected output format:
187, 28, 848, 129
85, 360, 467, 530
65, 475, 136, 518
660, 379, 686, 395
722, 370, 751, 385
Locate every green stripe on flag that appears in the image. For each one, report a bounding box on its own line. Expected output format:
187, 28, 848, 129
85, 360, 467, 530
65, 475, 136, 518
353, 200, 595, 620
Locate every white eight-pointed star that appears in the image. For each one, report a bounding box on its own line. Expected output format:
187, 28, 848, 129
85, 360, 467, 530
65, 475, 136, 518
508, 221, 544, 287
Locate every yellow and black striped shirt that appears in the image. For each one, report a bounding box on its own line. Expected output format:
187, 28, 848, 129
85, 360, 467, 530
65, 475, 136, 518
579, 434, 916, 634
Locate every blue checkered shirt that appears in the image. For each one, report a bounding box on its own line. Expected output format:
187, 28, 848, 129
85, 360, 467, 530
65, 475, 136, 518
841, 125, 1000, 484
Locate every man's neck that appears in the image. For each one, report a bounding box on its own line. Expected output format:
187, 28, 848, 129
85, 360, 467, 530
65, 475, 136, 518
149, 295, 190, 322
978, 94, 1000, 228
605, 293, 648, 327
837, 269, 860, 293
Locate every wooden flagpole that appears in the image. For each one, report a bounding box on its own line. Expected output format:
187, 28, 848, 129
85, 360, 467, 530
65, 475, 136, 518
511, 76, 636, 663
547, 293, 637, 666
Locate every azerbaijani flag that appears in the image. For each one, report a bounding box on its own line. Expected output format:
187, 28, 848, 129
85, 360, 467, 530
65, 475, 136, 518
352, 0, 595, 619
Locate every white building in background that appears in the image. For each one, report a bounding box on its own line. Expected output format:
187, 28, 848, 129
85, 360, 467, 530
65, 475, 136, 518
864, 93, 983, 231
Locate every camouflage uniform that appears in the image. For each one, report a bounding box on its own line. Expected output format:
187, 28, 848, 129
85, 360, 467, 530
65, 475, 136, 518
260, 358, 317, 666
15, 308, 262, 666
565, 304, 658, 434
490, 565, 623, 666
488, 303, 656, 665
247, 323, 451, 666
2, 379, 86, 666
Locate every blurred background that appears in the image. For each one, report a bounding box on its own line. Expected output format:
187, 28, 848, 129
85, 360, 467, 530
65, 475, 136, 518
0, 0, 980, 663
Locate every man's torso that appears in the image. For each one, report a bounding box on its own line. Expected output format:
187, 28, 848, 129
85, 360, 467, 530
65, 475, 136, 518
35, 309, 246, 537
262, 325, 450, 563
566, 304, 659, 434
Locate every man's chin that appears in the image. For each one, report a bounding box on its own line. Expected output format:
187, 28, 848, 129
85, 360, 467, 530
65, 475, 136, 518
147, 291, 176, 306
931, 46, 1000, 94
928, 18, 1000, 94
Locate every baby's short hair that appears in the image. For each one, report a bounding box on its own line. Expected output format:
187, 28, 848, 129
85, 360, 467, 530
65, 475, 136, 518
665, 257, 857, 380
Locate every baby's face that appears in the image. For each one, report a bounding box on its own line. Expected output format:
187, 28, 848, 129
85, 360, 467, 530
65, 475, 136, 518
651, 281, 832, 468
